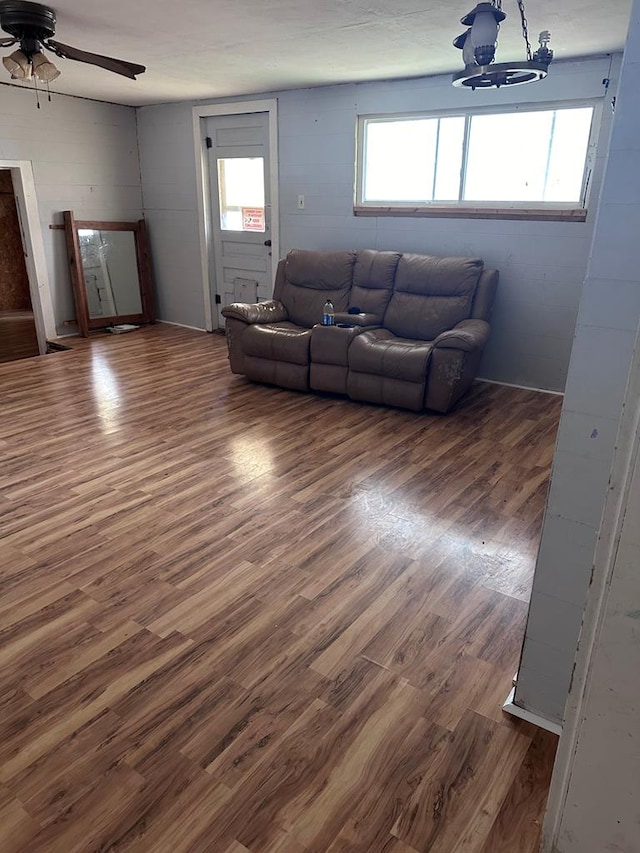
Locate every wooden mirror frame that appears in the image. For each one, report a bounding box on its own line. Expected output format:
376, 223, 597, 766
63, 210, 155, 337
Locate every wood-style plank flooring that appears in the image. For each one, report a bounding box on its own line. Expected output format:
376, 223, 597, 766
0, 325, 562, 853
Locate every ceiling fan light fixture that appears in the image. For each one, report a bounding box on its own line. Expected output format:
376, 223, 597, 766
0, 1, 146, 83
31, 48, 59, 81
2, 47, 31, 77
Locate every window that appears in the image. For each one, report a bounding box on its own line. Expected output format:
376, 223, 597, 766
217, 157, 266, 232
356, 105, 596, 217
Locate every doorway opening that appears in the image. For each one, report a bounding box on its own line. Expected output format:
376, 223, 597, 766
0, 161, 55, 358
0, 169, 38, 363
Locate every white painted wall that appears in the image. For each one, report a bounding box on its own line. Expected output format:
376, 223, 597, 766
515, 6, 640, 726
541, 340, 640, 853
137, 56, 617, 390
541, 166, 640, 851
551, 448, 640, 853
0, 83, 142, 334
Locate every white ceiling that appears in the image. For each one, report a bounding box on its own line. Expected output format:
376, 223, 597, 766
0, 0, 633, 106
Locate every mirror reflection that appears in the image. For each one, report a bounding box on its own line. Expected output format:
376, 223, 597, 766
63, 211, 154, 337
78, 229, 142, 319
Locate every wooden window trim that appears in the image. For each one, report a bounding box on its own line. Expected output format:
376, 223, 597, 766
353, 205, 588, 223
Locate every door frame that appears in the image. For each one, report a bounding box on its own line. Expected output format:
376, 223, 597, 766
0, 160, 56, 352
192, 99, 279, 331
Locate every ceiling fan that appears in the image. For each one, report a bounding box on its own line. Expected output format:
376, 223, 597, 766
0, 0, 145, 84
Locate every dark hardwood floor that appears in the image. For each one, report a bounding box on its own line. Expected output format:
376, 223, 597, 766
0, 312, 39, 364
0, 325, 562, 853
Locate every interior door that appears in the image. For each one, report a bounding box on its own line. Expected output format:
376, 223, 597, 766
206, 112, 273, 327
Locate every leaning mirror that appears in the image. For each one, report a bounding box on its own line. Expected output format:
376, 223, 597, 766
63, 211, 155, 336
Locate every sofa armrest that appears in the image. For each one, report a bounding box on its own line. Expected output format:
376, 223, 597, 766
333, 312, 380, 327
221, 300, 288, 325
433, 319, 490, 352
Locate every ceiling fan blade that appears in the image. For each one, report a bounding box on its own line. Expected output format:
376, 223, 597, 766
46, 39, 145, 80
0, 37, 17, 47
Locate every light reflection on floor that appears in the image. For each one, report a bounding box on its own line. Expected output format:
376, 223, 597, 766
349, 483, 531, 598
90, 352, 122, 432
228, 433, 275, 480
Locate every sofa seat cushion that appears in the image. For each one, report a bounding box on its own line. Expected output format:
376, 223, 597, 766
349, 329, 433, 383
243, 322, 311, 365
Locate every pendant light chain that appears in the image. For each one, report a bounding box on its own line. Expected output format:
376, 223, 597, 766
517, 0, 533, 61
494, 0, 503, 35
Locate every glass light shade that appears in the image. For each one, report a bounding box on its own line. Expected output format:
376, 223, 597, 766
470, 9, 499, 48
32, 51, 60, 82
462, 30, 475, 65
2, 49, 32, 78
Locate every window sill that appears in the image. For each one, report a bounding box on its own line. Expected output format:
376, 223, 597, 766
353, 205, 588, 223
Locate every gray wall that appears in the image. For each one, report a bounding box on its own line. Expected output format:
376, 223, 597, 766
137, 55, 617, 391
0, 83, 142, 334
515, 11, 640, 725
136, 101, 207, 330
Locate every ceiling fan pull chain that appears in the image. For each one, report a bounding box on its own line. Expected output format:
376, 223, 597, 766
33, 70, 40, 108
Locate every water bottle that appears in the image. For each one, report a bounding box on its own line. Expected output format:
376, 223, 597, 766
322, 299, 335, 326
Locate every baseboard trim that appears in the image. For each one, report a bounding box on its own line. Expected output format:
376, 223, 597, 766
502, 687, 563, 735
157, 320, 208, 333
477, 377, 564, 397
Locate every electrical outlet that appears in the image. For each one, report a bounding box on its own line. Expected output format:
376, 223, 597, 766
297, 194, 305, 210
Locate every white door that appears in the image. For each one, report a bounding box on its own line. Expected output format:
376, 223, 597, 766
206, 112, 274, 327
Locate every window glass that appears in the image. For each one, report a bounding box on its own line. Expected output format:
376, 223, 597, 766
364, 119, 438, 202
464, 111, 554, 202
358, 106, 594, 209
544, 108, 594, 202
363, 117, 466, 203
433, 116, 466, 201
464, 108, 593, 203
217, 157, 265, 232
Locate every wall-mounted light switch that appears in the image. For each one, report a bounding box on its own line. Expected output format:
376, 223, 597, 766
297, 194, 305, 210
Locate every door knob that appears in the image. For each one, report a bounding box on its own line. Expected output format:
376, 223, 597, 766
264, 239, 272, 246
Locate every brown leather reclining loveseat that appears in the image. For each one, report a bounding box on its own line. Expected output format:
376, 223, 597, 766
221, 249, 498, 413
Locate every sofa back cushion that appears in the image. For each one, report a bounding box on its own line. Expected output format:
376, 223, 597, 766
384, 254, 484, 340
350, 250, 401, 322
275, 249, 355, 327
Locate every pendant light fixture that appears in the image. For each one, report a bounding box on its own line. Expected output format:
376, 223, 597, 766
452, 0, 553, 89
